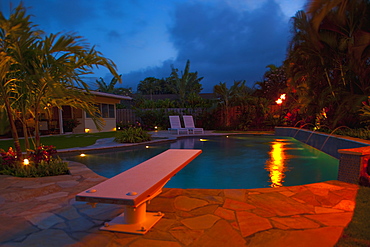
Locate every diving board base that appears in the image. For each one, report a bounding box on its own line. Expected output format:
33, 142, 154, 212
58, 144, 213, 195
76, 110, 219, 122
100, 211, 164, 235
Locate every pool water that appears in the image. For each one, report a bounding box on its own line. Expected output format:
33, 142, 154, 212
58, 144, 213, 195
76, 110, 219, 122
63, 135, 339, 189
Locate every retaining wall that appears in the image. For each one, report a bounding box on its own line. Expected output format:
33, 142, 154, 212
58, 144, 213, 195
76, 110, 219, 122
275, 127, 370, 159
275, 127, 370, 184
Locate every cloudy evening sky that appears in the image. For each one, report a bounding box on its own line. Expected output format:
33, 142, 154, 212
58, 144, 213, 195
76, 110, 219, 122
2, 0, 307, 92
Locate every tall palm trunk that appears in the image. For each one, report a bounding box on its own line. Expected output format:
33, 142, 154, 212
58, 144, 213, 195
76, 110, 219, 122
4, 98, 22, 161
20, 114, 31, 154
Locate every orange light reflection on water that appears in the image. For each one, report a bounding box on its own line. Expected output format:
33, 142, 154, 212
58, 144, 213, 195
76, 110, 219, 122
265, 141, 288, 187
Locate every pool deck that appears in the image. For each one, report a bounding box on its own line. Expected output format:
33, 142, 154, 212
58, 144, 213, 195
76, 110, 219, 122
0, 131, 360, 246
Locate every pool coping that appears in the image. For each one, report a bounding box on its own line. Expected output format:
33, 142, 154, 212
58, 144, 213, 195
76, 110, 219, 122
56, 130, 274, 154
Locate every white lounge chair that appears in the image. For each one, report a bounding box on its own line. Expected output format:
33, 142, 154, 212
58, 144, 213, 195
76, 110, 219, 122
183, 115, 204, 134
168, 116, 189, 135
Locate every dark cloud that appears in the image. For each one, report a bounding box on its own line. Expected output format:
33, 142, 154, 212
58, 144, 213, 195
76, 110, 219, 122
122, 0, 291, 92
2, 0, 295, 93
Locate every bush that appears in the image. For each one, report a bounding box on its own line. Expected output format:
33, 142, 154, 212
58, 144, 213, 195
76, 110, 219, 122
0, 145, 69, 177
135, 109, 169, 130
114, 127, 152, 143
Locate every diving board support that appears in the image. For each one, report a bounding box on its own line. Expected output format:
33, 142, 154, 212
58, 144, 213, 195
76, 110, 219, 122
100, 179, 167, 234
76, 149, 202, 234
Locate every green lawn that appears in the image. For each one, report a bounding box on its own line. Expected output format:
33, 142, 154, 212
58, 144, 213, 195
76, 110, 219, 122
0, 132, 116, 151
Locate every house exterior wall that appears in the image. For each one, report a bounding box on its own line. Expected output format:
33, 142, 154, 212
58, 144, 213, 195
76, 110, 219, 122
72, 95, 120, 134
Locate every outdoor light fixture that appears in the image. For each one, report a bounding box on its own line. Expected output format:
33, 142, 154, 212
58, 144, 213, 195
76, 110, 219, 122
23, 159, 29, 165
275, 94, 286, 105
154, 126, 158, 130
85, 128, 90, 133
80, 153, 86, 157
146, 146, 149, 149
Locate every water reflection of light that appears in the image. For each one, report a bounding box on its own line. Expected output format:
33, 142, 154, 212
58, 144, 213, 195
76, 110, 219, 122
265, 141, 287, 187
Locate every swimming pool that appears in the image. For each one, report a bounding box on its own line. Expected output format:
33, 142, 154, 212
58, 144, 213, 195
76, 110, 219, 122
63, 135, 339, 189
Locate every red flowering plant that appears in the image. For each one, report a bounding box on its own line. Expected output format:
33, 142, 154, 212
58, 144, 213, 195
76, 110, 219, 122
29, 145, 57, 166
0, 147, 18, 167
0, 145, 68, 177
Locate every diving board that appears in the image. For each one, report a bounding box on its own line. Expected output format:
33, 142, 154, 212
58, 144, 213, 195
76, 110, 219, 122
76, 149, 202, 234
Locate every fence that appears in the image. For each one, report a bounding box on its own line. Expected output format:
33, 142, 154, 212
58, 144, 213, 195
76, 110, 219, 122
116, 108, 203, 125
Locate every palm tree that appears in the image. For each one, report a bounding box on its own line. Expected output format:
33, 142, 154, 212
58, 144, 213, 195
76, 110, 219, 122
285, 1, 370, 128
168, 60, 203, 106
0, 4, 122, 153
307, 0, 370, 95
96, 75, 122, 93
213, 81, 245, 127
0, 4, 42, 159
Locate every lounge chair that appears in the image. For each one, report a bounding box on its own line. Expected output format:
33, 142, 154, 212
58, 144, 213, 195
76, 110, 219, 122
168, 116, 189, 135
183, 115, 204, 134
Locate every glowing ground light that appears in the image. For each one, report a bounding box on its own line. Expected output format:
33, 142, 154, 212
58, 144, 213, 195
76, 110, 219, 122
84, 129, 90, 133
146, 146, 149, 148
23, 159, 29, 165
80, 154, 86, 157
199, 139, 209, 142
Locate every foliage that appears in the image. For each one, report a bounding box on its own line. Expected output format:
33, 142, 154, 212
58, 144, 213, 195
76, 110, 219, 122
167, 60, 203, 107
114, 127, 152, 143
0, 158, 69, 177
284, 0, 370, 129
214, 80, 255, 128
135, 109, 172, 130
134, 97, 179, 109
254, 64, 288, 100
0, 4, 120, 158
137, 77, 168, 96
95, 75, 132, 96
96, 75, 121, 93
0, 145, 69, 177
63, 119, 80, 131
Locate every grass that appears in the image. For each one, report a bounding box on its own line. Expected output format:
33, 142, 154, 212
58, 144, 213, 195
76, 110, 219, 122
336, 186, 370, 247
0, 131, 116, 151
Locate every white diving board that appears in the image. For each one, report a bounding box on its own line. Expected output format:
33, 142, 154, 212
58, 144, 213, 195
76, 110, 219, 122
76, 149, 202, 234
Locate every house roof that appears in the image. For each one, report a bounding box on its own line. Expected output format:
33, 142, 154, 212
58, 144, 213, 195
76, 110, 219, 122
90, 91, 132, 100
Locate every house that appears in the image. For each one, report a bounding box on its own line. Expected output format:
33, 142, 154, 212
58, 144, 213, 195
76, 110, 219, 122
40, 91, 132, 134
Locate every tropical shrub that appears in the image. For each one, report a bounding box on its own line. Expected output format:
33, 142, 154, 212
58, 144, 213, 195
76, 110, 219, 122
0, 145, 69, 177
114, 127, 152, 143
135, 109, 172, 130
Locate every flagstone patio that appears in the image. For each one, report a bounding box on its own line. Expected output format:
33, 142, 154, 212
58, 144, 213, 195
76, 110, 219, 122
0, 161, 358, 247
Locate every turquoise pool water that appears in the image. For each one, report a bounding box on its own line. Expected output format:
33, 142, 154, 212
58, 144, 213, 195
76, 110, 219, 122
63, 135, 339, 189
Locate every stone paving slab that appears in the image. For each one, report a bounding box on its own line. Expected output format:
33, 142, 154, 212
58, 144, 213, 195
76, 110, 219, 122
0, 162, 359, 247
